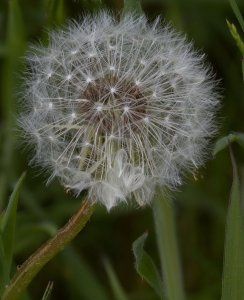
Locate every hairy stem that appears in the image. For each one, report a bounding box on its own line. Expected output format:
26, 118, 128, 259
2, 198, 94, 300
153, 190, 185, 300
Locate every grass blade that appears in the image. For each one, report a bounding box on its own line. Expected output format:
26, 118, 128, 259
41, 0, 66, 44
44, 0, 66, 26
235, 132, 244, 148
1, 0, 26, 127
226, 20, 244, 55
221, 146, 244, 300
213, 132, 244, 156
41, 281, 53, 300
0, 173, 26, 280
0, 233, 7, 294
153, 191, 185, 300
0, 45, 6, 57
61, 247, 109, 300
132, 232, 164, 298
103, 257, 128, 300
242, 59, 244, 82
229, 0, 244, 32
0, 0, 26, 211
213, 135, 234, 156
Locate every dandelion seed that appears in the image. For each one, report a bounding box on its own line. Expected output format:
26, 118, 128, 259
143, 116, 149, 123
110, 87, 116, 94
88, 52, 95, 58
123, 106, 130, 113
96, 104, 103, 112
19, 12, 220, 210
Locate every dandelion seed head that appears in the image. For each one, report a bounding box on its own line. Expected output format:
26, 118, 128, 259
19, 12, 220, 210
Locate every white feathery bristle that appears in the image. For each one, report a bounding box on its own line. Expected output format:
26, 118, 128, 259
19, 12, 220, 210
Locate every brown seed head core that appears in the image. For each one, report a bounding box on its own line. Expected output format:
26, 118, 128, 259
80, 75, 147, 135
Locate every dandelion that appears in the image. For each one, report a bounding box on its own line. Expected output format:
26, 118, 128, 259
19, 12, 219, 210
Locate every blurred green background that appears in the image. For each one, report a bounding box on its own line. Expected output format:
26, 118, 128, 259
0, 0, 243, 299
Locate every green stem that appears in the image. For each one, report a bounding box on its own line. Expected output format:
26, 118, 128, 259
2, 198, 94, 300
153, 189, 185, 300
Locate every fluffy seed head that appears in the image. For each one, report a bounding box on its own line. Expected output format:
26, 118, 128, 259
19, 12, 219, 210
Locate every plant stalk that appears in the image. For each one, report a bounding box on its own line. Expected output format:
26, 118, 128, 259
2, 198, 94, 300
153, 189, 185, 300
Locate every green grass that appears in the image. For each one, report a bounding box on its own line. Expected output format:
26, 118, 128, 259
0, 0, 243, 299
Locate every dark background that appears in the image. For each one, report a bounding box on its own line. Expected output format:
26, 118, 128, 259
0, 0, 243, 299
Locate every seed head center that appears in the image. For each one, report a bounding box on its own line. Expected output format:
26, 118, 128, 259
80, 75, 147, 135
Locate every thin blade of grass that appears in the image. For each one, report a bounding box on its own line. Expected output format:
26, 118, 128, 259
229, 0, 244, 32
42, 0, 66, 43
213, 135, 234, 156
41, 281, 53, 300
0, 172, 26, 282
45, 0, 66, 26
235, 132, 244, 148
1, 0, 25, 125
132, 232, 164, 298
0, 233, 7, 294
61, 247, 109, 300
221, 146, 244, 300
103, 257, 128, 300
0, 0, 26, 211
213, 132, 244, 156
153, 190, 185, 300
0, 45, 6, 57
242, 59, 244, 82
226, 20, 244, 55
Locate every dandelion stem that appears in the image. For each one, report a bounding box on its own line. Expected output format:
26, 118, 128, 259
2, 198, 94, 300
153, 189, 185, 300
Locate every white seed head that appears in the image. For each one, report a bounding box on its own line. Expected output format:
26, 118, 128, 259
19, 12, 220, 210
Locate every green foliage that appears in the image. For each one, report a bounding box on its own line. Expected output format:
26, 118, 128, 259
123, 0, 143, 14
5, 0, 26, 61
0, 172, 26, 295
132, 232, 164, 298
221, 148, 244, 300
226, 20, 244, 55
41, 282, 53, 300
229, 0, 244, 32
78, 0, 103, 10
0, 0, 26, 211
213, 132, 244, 156
0, 45, 6, 57
103, 257, 128, 300
153, 193, 185, 300
227, 0, 244, 80
44, 0, 66, 26
61, 247, 109, 300
0, 0, 243, 299
0, 234, 6, 290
